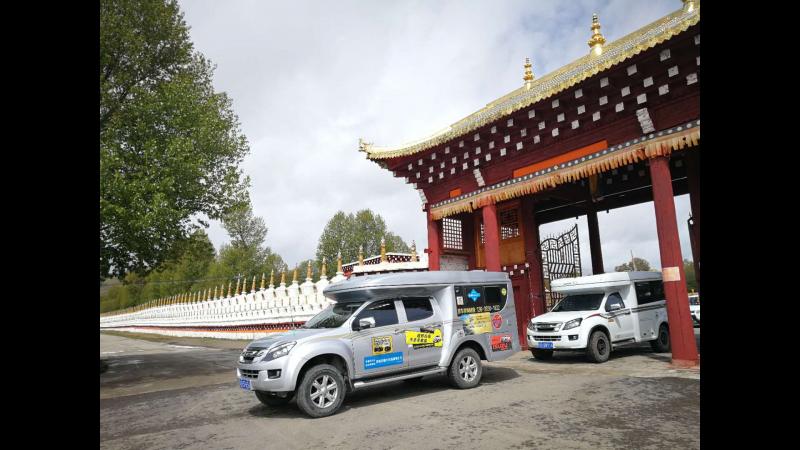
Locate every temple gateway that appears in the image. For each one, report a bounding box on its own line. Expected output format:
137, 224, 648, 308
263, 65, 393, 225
359, 1, 700, 366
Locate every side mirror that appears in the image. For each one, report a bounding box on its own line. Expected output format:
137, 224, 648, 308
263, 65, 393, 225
354, 317, 375, 331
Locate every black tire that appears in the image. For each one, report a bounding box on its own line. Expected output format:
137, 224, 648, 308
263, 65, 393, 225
586, 330, 611, 363
295, 364, 346, 418
530, 349, 554, 360
255, 391, 292, 407
448, 347, 482, 389
650, 324, 671, 353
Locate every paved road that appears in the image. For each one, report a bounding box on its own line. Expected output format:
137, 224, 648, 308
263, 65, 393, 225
100, 331, 700, 449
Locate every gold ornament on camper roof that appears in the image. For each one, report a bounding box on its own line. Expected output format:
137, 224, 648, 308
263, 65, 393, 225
358, 245, 364, 266
337, 251, 343, 273
523, 57, 534, 82
410, 240, 418, 262
260, 273, 266, 290
588, 13, 606, 56
380, 237, 387, 263
306, 260, 313, 281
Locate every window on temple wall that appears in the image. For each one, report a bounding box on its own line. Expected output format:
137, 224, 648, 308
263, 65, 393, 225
500, 208, 520, 240
442, 217, 464, 250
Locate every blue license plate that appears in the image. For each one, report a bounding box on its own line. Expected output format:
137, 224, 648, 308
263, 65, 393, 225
239, 378, 251, 390
537, 342, 554, 349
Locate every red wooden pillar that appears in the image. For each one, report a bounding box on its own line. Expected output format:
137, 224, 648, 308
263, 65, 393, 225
685, 150, 701, 294
481, 203, 501, 271
586, 205, 604, 275
522, 197, 545, 317
649, 156, 699, 366
426, 208, 441, 271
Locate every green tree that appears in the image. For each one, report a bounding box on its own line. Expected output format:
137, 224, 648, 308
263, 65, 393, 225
614, 257, 652, 272
100, 0, 250, 281
684, 259, 697, 292
315, 209, 410, 278
217, 203, 287, 283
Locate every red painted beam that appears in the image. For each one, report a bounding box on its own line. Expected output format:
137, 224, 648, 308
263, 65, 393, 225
426, 209, 441, 271
650, 156, 699, 365
482, 204, 501, 272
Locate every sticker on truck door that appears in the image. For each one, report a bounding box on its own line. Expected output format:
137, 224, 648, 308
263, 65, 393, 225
372, 336, 393, 355
459, 312, 492, 335
405, 328, 443, 349
491, 334, 512, 352
364, 352, 403, 370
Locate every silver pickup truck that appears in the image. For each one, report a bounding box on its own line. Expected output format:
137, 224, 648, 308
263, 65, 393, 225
236, 271, 520, 417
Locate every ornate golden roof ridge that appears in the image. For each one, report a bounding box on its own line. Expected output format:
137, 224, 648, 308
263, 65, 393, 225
360, 4, 699, 160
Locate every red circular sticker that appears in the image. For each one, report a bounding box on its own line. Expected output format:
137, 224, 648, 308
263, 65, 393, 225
492, 313, 503, 329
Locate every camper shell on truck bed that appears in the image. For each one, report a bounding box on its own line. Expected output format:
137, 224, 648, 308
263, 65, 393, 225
236, 271, 520, 417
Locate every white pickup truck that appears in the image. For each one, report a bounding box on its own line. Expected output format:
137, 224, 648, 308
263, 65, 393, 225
527, 271, 671, 363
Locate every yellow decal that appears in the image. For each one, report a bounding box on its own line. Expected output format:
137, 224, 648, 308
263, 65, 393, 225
405, 329, 443, 349
501, 287, 507, 296
372, 336, 393, 355
461, 312, 493, 335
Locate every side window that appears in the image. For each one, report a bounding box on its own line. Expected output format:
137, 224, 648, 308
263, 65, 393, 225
401, 297, 434, 322
635, 281, 665, 305
355, 299, 398, 328
455, 286, 485, 315
483, 285, 508, 313
605, 292, 625, 311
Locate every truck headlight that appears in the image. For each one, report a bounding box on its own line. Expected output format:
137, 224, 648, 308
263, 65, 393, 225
264, 342, 296, 361
562, 318, 582, 330
527, 321, 536, 332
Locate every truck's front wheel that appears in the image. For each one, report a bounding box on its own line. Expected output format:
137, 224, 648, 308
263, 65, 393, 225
586, 330, 611, 363
295, 364, 346, 418
650, 324, 671, 353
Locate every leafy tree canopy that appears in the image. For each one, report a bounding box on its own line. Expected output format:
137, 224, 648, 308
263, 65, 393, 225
614, 257, 653, 272
315, 209, 410, 277
100, 0, 250, 280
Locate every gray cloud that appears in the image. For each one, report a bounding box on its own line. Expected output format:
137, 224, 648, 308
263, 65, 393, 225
179, 0, 687, 267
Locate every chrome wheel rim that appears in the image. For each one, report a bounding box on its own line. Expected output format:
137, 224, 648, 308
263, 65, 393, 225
310, 374, 338, 408
458, 355, 478, 382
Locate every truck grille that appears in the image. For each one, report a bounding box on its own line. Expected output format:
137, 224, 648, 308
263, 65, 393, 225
534, 336, 562, 342
532, 322, 561, 332
240, 369, 260, 379
240, 347, 265, 363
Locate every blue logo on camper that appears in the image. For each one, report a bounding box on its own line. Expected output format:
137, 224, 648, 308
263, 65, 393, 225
468, 289, 481, 302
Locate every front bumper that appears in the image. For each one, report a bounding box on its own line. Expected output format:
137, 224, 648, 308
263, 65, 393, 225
236, 358, 295, 392
526, 329, 587, 350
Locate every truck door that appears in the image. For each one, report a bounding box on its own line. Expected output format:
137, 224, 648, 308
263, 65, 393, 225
351, 299, 408, 379
399, 297, 443, 369
604, 292, 634, 341
633, 281, 666, 341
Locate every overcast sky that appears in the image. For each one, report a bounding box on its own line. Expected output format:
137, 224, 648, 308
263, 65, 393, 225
178, 0, 694, 273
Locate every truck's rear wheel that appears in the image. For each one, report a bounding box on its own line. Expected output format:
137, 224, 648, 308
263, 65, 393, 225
255, 391, 292, 407
448, 348, 482, 389
530, 349, 553, 360
650, 324, 671, 353
586, 330, 610, 363
295, 364, 346, 418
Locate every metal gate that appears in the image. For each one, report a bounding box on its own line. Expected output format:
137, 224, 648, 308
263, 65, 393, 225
540, 224, 582, 311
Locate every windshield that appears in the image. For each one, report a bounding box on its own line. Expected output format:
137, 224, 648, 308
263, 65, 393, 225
552, 294, 604, 312
301, 301, 365, 329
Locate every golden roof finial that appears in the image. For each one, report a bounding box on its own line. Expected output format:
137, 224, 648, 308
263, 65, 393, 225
235, 277, 241, 295
270, 269, 275, 286
682, 0, 697, 13
321, 257, 327, 277
523, 57, 534, 82
337, 251, 343, 273
260, 273, 266, 290
251, 275, 256, 293
306, 260, 313, 281
280, 271, 286, 285
358, 245, 364, 266
292, 266, 298, 283
212, 286, 217, 299
588, 13, 606, 56
410, 240, 418, 262
380, 237, 387, 263
206, 288, 211, 301
227, 281, 232, 297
